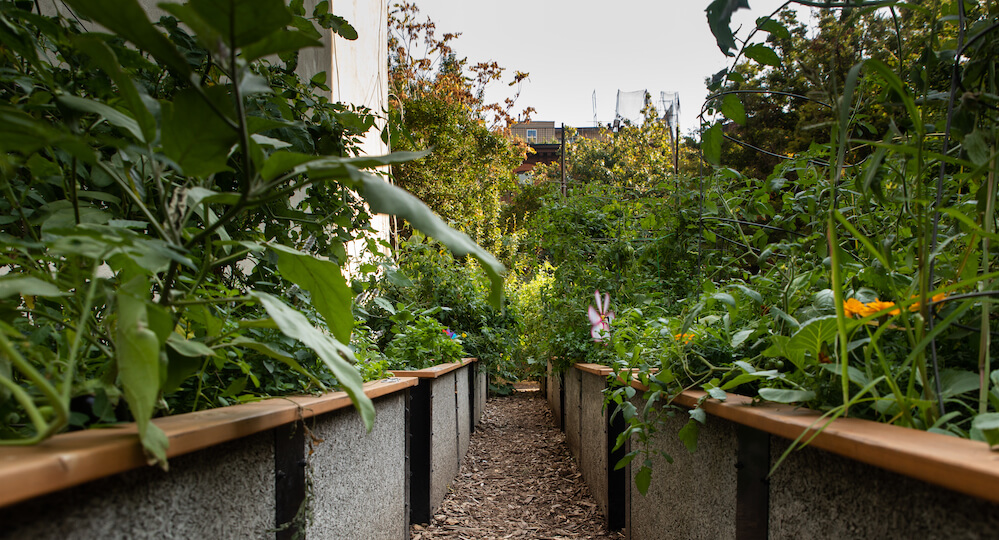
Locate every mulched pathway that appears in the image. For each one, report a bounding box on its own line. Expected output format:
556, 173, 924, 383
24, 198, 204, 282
411, 392, 624, 539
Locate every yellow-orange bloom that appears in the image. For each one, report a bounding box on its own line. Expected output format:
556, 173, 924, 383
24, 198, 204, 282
908, 293, 948, 312
843, 298, 899, 318
866, 299, 900, 316
674, 333, 695, 344
843, 298, 872, 318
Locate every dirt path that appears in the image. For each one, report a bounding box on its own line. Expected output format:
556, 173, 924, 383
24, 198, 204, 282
411, 393, 624, 539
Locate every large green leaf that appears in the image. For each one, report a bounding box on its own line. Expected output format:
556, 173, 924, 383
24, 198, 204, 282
270, 244, 353, 343
116, 275, 168, 467
162, 339, 207, 395
241, 30, 322, 61
730, 328, 754, 349
705, 0, 749, 56
678, 418, 701, 453
0, 106, 82, 157
64, 0, 192, 78
225, 336, 324, 388
963, 128, 991, 166
187, 187, 242, 206
864, 59, 923, 135
260, 151, 328, 182
711, 292, 736, 308
972, 413, 999, 448
787, 316, 838, 358
820, 363, 870, 388
71, 35, 156, 143
0, 277, 68, 299
253, 292, 374, 429
41, 201, 112, 232
261, 149, 428, 182
702, 122, 723, 166
189, 0, 291, 48
57, 95, 144, 142
758, 388, 816, 404
158, 3, 224, 57
762, 335, 806, 372
756, 16, 790, 39
350, 172, 507, 307
166, 333, 215, 358
744, 44, 781, 67
937, 369, 981, 399
634, 465, 652, 496
161, 88, 240, 177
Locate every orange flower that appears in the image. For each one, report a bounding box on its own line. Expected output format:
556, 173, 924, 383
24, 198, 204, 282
674, 333, 695, 344
908, 293, 948, 312
843, 298, 898, 318
843, 298, 871, 318
866, 299, 900, 316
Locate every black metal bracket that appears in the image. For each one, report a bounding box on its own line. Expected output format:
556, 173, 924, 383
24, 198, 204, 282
735, 424, 770, 540
558, 371, 566, 430
408, 379, 432, 524
403, 387, 412, 540
468, 362, 476, 434
274, 422, 306, 540
607, 403, 628, 530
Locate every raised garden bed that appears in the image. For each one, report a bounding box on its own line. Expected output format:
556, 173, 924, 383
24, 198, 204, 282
550, 362, 999, 539
389, 358, 483, 523
0, 377, 428, 539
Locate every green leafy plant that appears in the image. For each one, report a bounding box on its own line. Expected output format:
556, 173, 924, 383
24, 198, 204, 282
0, 0, 504, 466
590, 0, 999, 493
507, 1, 999, 494
357, 234, 522, 390
387, 2, 531, 264
384, 313, 464, 370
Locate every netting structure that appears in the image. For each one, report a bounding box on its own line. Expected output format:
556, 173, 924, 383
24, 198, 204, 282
614, 90, 649, 126
611, 90, 680, 129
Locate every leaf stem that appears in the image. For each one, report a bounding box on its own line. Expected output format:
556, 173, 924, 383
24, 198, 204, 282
0, 331, 66, 439
62, 261, 102, 403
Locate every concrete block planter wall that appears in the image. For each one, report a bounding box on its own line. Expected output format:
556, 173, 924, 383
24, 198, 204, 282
625, 399, 738, 540
563, 366, 582, 462
306, 390, 409, 539
563, 364, 627, 531
578, 366, 610, 520
557, 363, 999, 539
389, 358, 482, 524
456, 365, 471, 460
0, 378, 416, 539
473, 361, 487, 429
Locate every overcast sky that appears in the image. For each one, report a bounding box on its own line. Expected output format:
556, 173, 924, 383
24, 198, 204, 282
405, 1, 809, 136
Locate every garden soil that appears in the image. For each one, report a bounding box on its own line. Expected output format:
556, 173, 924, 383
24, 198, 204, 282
411, 392, 624, 539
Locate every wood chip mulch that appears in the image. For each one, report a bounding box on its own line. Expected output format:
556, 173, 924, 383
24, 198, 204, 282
411, 392, 625, 539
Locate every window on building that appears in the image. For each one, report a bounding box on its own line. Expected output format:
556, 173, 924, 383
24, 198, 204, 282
526, 129, 537, 143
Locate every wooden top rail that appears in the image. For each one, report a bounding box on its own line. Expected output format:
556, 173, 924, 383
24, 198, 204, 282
574, 363, 615, 376
604, 369, 999, 505
389, 357, 477, 379
0, 377, 418, 508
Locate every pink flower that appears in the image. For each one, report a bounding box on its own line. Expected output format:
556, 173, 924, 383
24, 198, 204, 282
588, 290, 615, 343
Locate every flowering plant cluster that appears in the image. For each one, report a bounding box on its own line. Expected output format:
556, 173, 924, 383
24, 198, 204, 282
674, 333, 696, 344
843, 293, 950, 319
588, 290, 616, 343
843, 298, 900, 318
442, 328, 466, 340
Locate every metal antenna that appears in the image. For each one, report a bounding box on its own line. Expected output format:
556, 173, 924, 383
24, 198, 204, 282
592, 90, 598, 127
